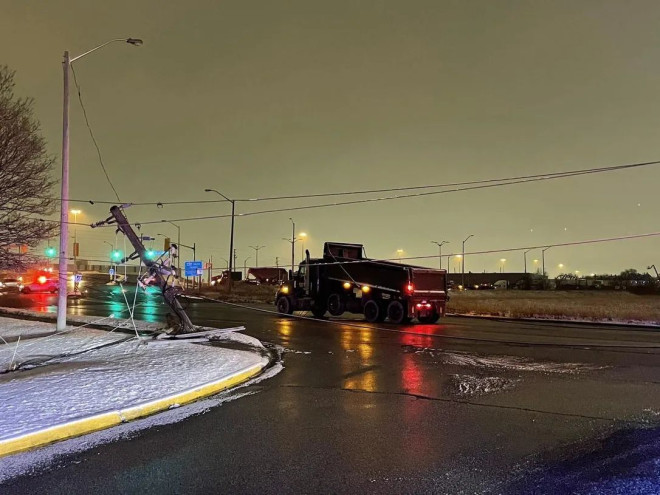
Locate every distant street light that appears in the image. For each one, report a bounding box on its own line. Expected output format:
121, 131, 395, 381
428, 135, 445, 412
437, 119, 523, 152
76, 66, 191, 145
523, 249, 533, 274
396, 249, 404, 262
462, 235, 474, 287
541, 247, 551, 278
500, 258, 506, 273
70, 209, 81, 265
249, 245, 265, 267
283, 218, 297, 272
205, 188, 236, 291
431, 240, 449, 270
299, 232, 307, 260
57, 37, 143, 332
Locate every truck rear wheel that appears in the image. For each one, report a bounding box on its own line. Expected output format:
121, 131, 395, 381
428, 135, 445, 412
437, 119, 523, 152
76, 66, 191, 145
387, 300, 408, 324
418, 312, 440, 324
327, 293, 345, 316
363, 300, 384, 323
276, 296, 293, 315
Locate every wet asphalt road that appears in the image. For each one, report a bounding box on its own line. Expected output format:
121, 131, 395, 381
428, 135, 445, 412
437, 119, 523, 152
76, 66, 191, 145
1, 287, 660, 493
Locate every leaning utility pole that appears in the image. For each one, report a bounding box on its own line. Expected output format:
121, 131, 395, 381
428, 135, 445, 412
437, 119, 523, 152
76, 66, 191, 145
95, 206, 195, 333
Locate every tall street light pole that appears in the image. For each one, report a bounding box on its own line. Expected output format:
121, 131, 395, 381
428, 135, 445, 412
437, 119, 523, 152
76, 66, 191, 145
542, 247, 551, 278
249, 245, 265, 267
542, 247, 551, 289
431, 240, 449, 270
524, 249, 533, 274
289, 218, 296, 272
57, 37, 143, 332
461, 234, 474, 288
205, 188, 235, 291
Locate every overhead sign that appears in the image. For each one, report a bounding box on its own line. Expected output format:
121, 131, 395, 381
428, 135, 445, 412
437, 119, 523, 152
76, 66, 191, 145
185, 261, 203, 277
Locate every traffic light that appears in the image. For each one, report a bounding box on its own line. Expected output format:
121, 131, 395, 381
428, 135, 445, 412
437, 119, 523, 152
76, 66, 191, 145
73, 242, 79, 257
111, 249, 123, 262
146, 249, 156, 260
164, 237, 171, 251
45, 246, 57, 258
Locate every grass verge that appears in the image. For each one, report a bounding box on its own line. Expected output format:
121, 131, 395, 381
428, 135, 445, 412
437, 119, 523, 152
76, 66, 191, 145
447, 290, 660, 324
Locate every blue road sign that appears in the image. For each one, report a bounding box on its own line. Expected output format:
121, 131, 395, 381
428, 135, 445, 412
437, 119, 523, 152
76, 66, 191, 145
109, 268, 115, 276
185, 261, 203, 277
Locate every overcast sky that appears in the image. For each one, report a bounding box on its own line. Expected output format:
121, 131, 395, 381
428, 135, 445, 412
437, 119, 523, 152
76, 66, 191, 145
3, 0, 660, 276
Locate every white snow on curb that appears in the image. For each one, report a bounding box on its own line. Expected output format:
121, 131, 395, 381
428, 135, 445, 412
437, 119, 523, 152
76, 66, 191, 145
0, 317, 269, 443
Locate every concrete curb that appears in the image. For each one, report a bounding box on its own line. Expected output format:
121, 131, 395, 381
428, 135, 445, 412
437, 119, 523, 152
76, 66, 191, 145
0, 361, 265, 458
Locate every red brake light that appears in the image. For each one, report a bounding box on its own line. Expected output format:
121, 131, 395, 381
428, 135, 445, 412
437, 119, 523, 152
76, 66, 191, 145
405, 283, 414, 294
38, 275, 47, 284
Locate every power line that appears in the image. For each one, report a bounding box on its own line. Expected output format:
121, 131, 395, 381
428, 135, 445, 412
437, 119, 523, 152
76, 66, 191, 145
97, 165, 660, 226
235, 160, 660, 202
38, 230, 660, 270
70, 64, 121, 202
35, 158, 660, 207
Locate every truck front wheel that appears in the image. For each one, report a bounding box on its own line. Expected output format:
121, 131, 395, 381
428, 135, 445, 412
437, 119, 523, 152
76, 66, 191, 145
327, 293, 345, 316
311, 302, 327, 318
276, 296, 293, 315
363, 300, 384, 323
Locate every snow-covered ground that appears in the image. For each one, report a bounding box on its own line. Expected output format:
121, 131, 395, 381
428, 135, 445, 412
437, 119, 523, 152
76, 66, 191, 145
0, 316, 269, 443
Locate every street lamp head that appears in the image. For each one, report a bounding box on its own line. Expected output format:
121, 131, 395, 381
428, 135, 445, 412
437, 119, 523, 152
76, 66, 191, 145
126, 38, 143, 46
70, 209, 81, 215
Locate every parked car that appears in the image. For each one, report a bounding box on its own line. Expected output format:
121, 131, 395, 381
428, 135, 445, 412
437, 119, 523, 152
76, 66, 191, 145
21, 276, 58, 294
0, 278, 24, 292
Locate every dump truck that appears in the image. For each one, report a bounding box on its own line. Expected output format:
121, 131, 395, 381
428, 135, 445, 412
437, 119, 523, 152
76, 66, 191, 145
275, 242, 448, 324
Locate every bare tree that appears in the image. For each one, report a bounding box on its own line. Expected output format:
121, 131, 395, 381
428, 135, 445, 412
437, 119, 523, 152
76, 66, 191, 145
0, 66, 57, 271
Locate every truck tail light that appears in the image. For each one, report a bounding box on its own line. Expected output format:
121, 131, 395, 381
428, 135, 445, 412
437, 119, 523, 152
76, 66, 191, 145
38, 275, 47, 284
405, 283, 414, 294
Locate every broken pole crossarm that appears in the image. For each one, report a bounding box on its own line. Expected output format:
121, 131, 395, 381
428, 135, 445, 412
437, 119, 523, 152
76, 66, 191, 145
108, 206, 195, 334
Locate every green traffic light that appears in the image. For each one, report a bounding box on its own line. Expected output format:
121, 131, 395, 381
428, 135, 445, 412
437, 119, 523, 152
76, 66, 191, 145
45, 247, 57, 258
111, 250, 123, 262
146, 250, 155, 260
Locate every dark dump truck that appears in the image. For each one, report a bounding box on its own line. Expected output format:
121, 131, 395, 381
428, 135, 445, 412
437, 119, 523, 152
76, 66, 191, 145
275, 242, 448, 324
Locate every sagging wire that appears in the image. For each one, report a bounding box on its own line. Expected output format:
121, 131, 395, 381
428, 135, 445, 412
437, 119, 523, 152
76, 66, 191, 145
70, 64, 122, 203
